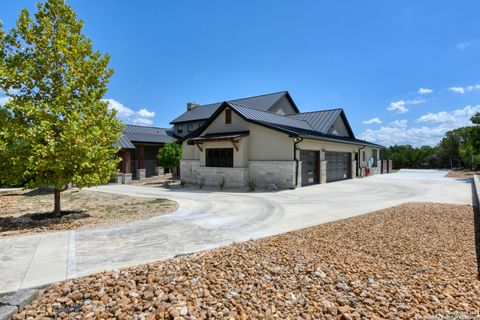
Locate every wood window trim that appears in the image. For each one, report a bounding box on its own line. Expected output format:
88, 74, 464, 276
225, 109, 232, 124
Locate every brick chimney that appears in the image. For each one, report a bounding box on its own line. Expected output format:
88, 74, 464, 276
187, 102, 199, 111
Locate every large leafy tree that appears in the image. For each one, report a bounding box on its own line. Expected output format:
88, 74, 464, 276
0, 0, 122, 214
157, 142, 182, 178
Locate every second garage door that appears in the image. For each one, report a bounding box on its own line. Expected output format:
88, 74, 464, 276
325, 152, 351, 182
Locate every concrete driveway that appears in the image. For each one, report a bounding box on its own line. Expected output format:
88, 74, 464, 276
0, 169, 473, 293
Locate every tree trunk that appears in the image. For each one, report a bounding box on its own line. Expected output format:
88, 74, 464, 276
53, 188, 61, 216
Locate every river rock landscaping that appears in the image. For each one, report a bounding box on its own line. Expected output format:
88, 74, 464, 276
12, 202, 479, 319
0, 189, 177, 237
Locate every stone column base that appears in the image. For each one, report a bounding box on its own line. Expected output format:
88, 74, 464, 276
155, 166, 164, 176
122, 173, 132, 184
320, 160, 327, 184
351, 160, 357, 178
112, 173, 123, 184
136, 169, 146, 180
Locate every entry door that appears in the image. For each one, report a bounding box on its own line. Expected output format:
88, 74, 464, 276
325, 152, 351, 182
300, 150, 319, 186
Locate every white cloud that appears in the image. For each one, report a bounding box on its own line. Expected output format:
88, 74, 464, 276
417, 88, 433, 95
362, 118, 382, 125
103, 98, 156, 126
137, 108, 155, 118
360, 105, 480, 147
389, 119, 408, 128
448, 84, 480, 94
456, 42, 471, 50
387, 100, 409, 113
417, 105, 480, 124
133, 117, 154, 126
407, 98, 426, 105
0, 96, 10, 107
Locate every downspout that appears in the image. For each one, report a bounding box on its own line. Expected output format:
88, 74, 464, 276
293, 137, 304, 187
358, 145, 366, 177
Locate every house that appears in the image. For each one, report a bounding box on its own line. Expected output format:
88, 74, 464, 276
172, 91, 383, 189
114, 124, 175, 184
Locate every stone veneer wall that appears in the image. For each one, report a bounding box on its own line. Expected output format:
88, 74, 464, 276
370, 160, 382, 175
248, 160, 297, 189
180, 160, 299, 189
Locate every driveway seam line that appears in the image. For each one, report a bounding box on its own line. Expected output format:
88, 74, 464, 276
19, 234, 43, 290
66, 231, 76, 280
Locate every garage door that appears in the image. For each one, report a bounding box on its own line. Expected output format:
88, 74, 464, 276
325, 152, 351, 182
300, 150, 319, 186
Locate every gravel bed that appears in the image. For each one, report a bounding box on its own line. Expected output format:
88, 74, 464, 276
13, 203, 479, 319
445, 170, 477, 179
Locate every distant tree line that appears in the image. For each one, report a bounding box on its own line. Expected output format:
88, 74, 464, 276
381, 113, 480, 170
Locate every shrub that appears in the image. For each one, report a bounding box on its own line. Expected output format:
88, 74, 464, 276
248, 179, 257, 192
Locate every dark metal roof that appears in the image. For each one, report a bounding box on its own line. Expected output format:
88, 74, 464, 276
229, 103, 312, 130
117, 124, 176, 148
115, 135, 135, 149
287, 109, 342, 133
170, 91, 289, 124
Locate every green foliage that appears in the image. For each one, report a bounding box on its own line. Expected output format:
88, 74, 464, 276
382, 125, 480, 170
157, 142, 182, 170
0, 0, 122, 210
472, 112, 480, 125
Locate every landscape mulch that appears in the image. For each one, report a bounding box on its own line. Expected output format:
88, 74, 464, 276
13, 203, 480, 319
0, 189, 177, 237
445, 170, 477, 179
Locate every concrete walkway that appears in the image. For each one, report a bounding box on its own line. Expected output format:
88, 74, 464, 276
0, 169, 473, 293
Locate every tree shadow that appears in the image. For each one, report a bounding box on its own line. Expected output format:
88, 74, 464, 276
0, 210, 90, 233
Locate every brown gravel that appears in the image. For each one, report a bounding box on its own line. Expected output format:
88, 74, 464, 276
13, 203, 480, 319
0, 189, 177, 237
445, 170, 476, 179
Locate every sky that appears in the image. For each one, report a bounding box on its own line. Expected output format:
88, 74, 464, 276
1, 0, 480, 147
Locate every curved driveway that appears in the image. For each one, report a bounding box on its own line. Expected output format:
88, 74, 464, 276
0, 169, 473, 293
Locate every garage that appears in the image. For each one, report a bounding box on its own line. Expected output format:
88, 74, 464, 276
300, 150, 319, 186
325, 151, 351, 182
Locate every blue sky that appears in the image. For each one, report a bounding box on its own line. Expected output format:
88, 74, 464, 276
1, 0, 480, 146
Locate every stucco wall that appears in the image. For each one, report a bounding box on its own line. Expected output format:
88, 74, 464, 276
268, 95, 297, 115
328, 116, 350, 137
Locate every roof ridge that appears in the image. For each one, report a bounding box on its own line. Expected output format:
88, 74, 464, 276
198, 91, 287, 108
292, 108, 343, 115
125, 124, 170, 130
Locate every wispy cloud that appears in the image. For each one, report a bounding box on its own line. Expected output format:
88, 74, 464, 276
448, 84, 480, 94
407, 98, 426, 105
387, 100, 409, 113
362, 118, 382, 125
456, 42, 472, 50
417, 88, 433, 95
103, 98, 156, 126
360, 105, 480, 147
389, 119, 408, 128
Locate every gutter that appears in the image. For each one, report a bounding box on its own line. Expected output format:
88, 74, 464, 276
293, 137, 304, 187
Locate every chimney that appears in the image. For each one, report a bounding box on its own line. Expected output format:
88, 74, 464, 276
187, 102, 199, 111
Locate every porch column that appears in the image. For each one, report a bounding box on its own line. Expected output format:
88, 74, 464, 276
320, 160, 327, 184
122, 150, 132, 184
136, 145, 146, 179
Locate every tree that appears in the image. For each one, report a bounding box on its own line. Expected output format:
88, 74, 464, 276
472, 112, 480, 125
157, 142, 182, 179
0, 0, 122, 215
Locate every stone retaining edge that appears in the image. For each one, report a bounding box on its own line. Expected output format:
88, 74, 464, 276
474, 174, 480, 209
0, 289, 42, 320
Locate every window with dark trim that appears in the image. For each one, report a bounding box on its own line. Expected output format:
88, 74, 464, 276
225, 109, 232, 124
362, 151, 366, 162
206, 148, 233, 167
187, 123, 194, 132
177, 125, 183, 133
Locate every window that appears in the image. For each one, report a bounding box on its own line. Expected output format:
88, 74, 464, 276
225, 109, 232, 124
187, 123, 195, 132
372, 149, 378, 167
206, 148, 233, 167
362, 151, 366, 162
177, 125, 183, 133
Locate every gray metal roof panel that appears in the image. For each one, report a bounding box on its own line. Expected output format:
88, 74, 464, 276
122, 124, 176, 144
170, 91, 287, 123
115, 135, 135, 149
229, 103, 313, 130
287, 109, 342, 133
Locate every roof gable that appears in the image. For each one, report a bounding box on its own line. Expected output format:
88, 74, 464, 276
287, 109, 355, 138
170, 91, 296, 124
